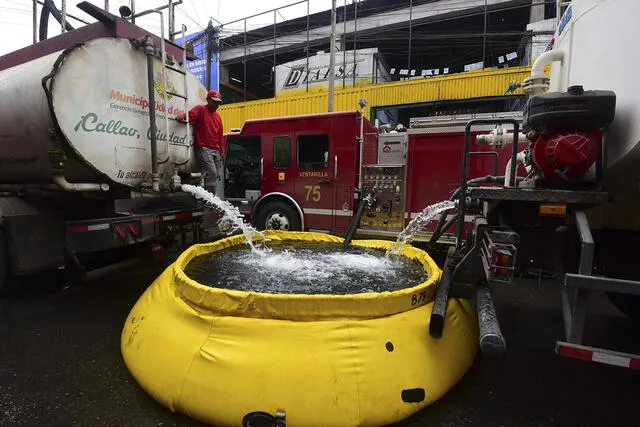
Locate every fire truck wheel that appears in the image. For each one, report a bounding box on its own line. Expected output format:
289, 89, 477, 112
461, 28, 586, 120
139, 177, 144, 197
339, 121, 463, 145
254, 200, 302, 232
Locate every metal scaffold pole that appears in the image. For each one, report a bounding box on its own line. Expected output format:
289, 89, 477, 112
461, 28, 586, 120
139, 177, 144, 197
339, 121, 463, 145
274, 10, 277, 97
408, 0, 412, 73
328, 0, 337, 112
206, 21, 214, 91
244, 18, 247, 102
353, 0, 357, 86
482, 0, 488, 67
306, 0, 310, 93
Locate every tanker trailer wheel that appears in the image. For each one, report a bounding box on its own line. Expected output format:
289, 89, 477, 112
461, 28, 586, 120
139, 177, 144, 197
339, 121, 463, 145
253, 200, 302, 232
596, 231, 640, 323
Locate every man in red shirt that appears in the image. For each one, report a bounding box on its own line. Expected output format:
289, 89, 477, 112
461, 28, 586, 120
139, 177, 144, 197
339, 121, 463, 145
177, 89, 225, 195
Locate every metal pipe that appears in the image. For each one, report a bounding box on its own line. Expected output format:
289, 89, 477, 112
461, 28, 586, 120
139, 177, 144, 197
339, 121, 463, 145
531, 48, 564, 77
221, 0, 307, 26
328, 0, 337, 112
508, 123, 519, 188
131, 1, 182, 19
357, 101, 366, 192
457, 119, 519, 250
504, 151, 526, 187
104, 0, 108, 12
524, 49, 564, 95
61, 0, 66, 33
53, 175, 109, 192
33, 0, 37, 44
130, 0, 135, 24
152, 10, 171, 167
575, 211, 594, 275
178, 24, 192, 166
143, 36, 160, 192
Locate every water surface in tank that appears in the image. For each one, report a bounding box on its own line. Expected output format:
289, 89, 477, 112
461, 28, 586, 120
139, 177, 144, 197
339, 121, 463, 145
184, 241, 428, 294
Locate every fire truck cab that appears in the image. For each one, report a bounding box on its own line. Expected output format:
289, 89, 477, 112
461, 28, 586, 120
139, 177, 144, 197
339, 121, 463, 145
222, 110, 525, 242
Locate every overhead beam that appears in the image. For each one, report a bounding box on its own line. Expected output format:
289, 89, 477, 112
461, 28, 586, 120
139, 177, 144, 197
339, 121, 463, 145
219, 0, 531, 65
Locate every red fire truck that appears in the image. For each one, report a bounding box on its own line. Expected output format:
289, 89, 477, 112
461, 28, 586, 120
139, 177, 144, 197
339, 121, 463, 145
222, 109, 525, 245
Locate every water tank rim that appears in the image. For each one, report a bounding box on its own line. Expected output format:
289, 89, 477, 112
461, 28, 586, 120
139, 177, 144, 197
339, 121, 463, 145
172, 230, 443, 321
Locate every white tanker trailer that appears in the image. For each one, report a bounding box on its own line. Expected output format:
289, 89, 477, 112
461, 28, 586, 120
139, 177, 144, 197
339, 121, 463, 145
433, 0, 640, 370
0, 3, 219, 292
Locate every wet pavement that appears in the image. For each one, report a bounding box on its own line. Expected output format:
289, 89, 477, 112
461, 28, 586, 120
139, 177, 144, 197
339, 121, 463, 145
1, 261, 639, 427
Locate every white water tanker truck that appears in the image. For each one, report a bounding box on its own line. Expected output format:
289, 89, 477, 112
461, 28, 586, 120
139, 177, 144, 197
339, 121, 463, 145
0, 2, 217, 292
434, 0, 640, 369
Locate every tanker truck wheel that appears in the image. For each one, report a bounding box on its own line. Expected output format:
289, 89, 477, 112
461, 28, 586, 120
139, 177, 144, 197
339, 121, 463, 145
0, 231, 15, 295
253, 200, 302, 232
606, 293, 640, 323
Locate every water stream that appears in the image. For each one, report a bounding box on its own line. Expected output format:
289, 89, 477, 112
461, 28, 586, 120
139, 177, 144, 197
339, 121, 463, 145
180, 186, 456, 294
386, 200, 456, 256
181, 184, 265, 252
182, 184, 456, 272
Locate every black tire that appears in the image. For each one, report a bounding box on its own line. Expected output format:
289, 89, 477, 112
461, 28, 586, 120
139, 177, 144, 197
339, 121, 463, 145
0, 230, 16, 295
253, 200, 302, 232
606, 293, 640, 323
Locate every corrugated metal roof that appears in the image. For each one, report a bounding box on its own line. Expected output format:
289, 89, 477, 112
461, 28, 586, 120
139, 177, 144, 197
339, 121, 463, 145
219, 66, 532, 132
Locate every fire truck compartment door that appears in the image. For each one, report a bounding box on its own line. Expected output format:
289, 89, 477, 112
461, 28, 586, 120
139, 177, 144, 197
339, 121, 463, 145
294, 133, 335, 232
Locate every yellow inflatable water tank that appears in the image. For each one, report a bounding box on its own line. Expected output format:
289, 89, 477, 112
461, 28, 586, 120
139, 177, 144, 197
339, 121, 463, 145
121, 231, 478, 426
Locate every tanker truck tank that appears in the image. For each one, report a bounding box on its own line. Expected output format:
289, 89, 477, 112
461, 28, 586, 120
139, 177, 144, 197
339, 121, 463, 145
0, 36, 204, 192
528, 0, 640, 205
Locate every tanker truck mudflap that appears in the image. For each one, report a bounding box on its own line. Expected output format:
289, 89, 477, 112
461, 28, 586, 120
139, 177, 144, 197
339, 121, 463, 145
0, 198, 65, 277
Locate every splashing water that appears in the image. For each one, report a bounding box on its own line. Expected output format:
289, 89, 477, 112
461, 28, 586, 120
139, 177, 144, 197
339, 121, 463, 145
387, 200, 457, 256
184, 242, 428, 294
181, 184, 265, 251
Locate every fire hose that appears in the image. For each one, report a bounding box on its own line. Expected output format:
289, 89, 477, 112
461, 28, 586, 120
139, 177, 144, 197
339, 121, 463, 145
39, 0, 75, 42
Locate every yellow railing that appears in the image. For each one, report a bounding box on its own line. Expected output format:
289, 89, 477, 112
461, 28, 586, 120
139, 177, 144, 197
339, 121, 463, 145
219, 66, 532, 132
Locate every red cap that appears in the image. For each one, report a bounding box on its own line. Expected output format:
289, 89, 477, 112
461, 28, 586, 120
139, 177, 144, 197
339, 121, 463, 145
207, 89, 222, 102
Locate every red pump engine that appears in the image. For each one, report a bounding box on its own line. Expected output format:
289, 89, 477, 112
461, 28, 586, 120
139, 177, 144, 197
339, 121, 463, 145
531, 128, 603, 179
522, 85, 616, 181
